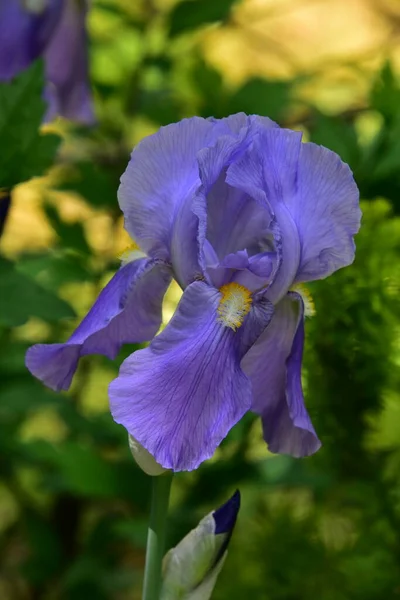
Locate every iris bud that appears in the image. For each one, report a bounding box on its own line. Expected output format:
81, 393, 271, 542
161, 490, 240, 599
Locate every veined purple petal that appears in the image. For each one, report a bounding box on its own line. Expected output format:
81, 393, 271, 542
241, 293, 320, 457
200, 172, 274, 265
0, 0, 63, 80
205, 247, 275, 291
118, 114, 275, 288
109, 281, 272, 471
204, 248, 249, 288
233, 251, 275, 291
44, 0, 94, 124
26, 259, 171, 391
227, 127, 303, 302
118, 118, 219, 285
195, 117, 275, 273
291, 142, 361, 282
196, 115, 253, 196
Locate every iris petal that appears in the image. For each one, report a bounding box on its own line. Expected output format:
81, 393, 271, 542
118, 115, 278, 288
241, 293, 320, 457
25, 259, 171, 391
228, 127, 303, 302
109, 281, 272, 471
196, 114, 253, 197
44, 0, 94, 124
118, 117, 219, 285
0, 0, 63, 80
196, 118, 274, 267
201, 173, 274, 264
291, 141, 361, 282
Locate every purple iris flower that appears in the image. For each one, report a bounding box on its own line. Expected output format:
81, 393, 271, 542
26, 113, 361, 471
0, 0, 94, 124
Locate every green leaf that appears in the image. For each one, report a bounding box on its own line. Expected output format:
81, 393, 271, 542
310, 114, 360, 168
370, 61, 400, 123
169, 0, 238, 37
138, 89, 181, 126
17, 251, 92, 291
26, 440, 124, 498
228, 78, 291, 123
0, 341, 30, 375
57, 162, 119, 209
0, 379, 61, 425
372, 138, 400, 179
45, 205, 90, 255
192, 57, 228, 118
17, 132, 61, 184
23, 512, 62, 584
0, 60, 61, 188
0, 256, 75, 327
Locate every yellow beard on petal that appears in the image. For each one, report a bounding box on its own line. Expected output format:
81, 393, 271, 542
117, 241, 146, 265
217, 282, 252, 331
291, 283, 316, 317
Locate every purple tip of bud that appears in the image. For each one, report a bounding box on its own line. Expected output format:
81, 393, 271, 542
211, 490, 241, 568
213, 489, 241, 535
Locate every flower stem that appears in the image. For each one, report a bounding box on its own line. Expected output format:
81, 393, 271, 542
142, 472, 173, 600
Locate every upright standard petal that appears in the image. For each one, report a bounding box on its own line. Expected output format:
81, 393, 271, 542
241, 293, 320, 457
109, 281, 272, 471
227, 127, 303, 302
0, 0, 63, 80
195, 116, 275, 268
290, 141, 361, 282
201, 173, 274, 265
26, 259, 171, 391
44, 0, 95, 123
196, 114, 252, 196
118, 118, 218, 267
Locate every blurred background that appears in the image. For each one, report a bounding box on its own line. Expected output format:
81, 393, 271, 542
1, 0, 400, 598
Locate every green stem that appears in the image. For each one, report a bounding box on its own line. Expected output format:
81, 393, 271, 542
142, 472, 173, 600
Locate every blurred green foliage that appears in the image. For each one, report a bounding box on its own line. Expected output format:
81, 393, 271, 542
1, 1, 400, 599
0, 61, 61, 189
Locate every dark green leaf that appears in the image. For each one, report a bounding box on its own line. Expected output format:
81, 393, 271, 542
310, 114, 360, 167
228, 78, 291, 123
372, 138, 400, 179
23, 512, 62, 584
138, 89, 181, 126
17, 133, 61, 183
0, 380, 59, 422
192, 58, 228, 117
370, 61, 400, 123
45, 205, 90, 255
0, 60, 61, 187
17, 251, 92, 290
57, 162, 119, 209
169, 0, 238, 37
0, 341, 30, 374
0, 256, 75, 326
25, 441, 123, 498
